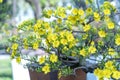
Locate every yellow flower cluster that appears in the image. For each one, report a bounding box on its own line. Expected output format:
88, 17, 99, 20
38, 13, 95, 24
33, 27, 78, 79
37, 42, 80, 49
115, 35, 120, 46
94, 61, 120, 80
38, 54, 58, 74
79, 46, 96, 57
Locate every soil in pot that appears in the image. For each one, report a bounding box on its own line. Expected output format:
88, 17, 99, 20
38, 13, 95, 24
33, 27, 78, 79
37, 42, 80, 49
29, 70, 58, 80
74, 68, 87, 80
60, 75, 75, 80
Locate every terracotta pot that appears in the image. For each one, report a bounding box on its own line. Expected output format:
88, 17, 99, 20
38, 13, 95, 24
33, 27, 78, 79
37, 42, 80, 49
29, 70, 58, 80
59, 67, 87, 80
74, 67, 87, 80
60, 75, 75, 80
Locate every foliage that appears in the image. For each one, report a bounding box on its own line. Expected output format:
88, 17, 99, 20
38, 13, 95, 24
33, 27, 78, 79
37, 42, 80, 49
7, 0, 120, 79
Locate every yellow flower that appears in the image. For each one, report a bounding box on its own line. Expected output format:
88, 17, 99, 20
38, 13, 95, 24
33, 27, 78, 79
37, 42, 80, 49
103, 69, 112, 78
63, 46, 68, 51
83, 24, 91, 32
50, 54, 58, 63
104, 16, 110, 21
60, 13, 66, 18
80, 48, 87, 57
33, 42, 39, 50
0, 0, 3, 3
72, 8, 78, 15
94, 12, 100, 21
88, 46, 96, 54
57, 18, 62, 24
60, 39, 67, 45
108, 48, 115, 56
94, 68, 104, 79
86, 8, 93, 15
103, 9, 111, 15
47, 33, 58, 42
105, 61, 116, 70
71, 52, 76, 57
90, 41, 95, 46
112, 71, 120, 80
34, 23, 41, 32
44, 23, 50, 30
16, 57, 21, 63
46, 9, 53, 17
115, 37, 120, 46
78, 9, 84, 16
107, 22, 114, 29
66, 34, 74, 42
98, 30, 106, 38
12, 43, 18, 50
42, 64, 50, 74
39, 57, 45, 64
53, 40, 60, 48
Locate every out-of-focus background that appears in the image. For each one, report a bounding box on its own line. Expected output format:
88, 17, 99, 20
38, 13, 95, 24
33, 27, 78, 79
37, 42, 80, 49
0, 0, 120, 80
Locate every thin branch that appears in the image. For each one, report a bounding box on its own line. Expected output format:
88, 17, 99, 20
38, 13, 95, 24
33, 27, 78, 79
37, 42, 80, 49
96, 0, 100, 13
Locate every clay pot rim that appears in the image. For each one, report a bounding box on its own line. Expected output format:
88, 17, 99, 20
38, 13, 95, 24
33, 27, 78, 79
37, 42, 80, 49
74, 67, 88, 75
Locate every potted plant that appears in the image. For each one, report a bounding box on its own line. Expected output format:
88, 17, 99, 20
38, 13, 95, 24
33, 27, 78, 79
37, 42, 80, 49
7, 1, 120, 80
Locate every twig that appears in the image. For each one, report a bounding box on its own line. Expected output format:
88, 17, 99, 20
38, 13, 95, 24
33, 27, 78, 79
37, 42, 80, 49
96, 0, 100, 13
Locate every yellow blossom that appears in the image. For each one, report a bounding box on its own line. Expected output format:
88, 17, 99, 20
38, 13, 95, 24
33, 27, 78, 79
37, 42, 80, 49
63, 46, 68, 51
88, 46, 96, 54
105, 61, 116, 70
50, 54, 58, 63
115, 37, 120, 46
47, 33, 58, 42
80, 48, 87, 57
72, 8, 78, 15
71, 52, 76, 57
66, 34, 74, 42
108, 48, 115, 56
57, 18, 62, 24
83, 24, 91, 32
86, 8, 93, 15
16, 57, 21, 63
46, 9, 53, 17
90, 41, 95, 46
34, 23, 41, 32
104, 16, 110, 21
103, 69, 112, 78
33, 42, 39, 50
53, 40, 60, 48
43, 22, 50, 29
112, 71, 120, 80
94, 68, 104, 79
60, 13, 66, 18
42, 64, 50, 74
12, 43, 18, 50
103, 9, 111, 15
0, 0, 3, 3
78, 9, 84, 16
107, 22, 114, 29
94, 12, 100, 21
60, 39, 67, 45
39, 57, 45, 64
98, 30, 106, 38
